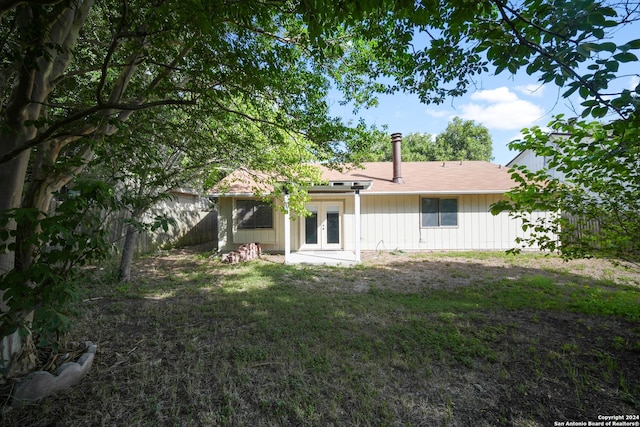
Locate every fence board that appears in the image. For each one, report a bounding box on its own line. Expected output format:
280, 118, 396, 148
49, 194, 218, 255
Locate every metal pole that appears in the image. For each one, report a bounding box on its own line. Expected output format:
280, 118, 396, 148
284, 193, 291, 264
354, 189, 361, 263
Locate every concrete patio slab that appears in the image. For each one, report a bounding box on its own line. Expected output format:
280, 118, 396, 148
286, 251, 358, 266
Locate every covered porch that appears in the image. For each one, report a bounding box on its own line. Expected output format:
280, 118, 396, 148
282, 180, 371, 265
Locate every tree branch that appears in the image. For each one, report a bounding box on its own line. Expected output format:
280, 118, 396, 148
0, 99, 196, 164
491, 0, 626, 119
0, 0, 61, 17
97, 0, 129, 104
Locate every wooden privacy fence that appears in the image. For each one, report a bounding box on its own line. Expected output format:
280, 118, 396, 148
562, 213, 602, 246
50, 192, 218, 255
109, 193, 218, 254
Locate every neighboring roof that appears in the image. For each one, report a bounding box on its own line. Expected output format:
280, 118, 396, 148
210, 161, 516, 196
169, 187, 201, 196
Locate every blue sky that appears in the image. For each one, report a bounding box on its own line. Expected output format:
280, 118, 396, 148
329, 24, 640, 166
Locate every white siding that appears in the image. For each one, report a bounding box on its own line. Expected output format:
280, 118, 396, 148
217, 197, 284, 253
359, 194, 548, 251
217, 197, 233, 251
234, 229, 277, 245
360, 194, 419, 251
219, 193, 551, 253
508, 147, 568, 181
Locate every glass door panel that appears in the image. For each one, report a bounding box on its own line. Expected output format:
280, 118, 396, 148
326, 206, 340, 244
301, 203, 342, 250
305, 206, 318, 244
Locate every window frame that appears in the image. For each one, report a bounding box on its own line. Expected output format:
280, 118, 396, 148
235, 199, 274, 230
421, 197, 459, 228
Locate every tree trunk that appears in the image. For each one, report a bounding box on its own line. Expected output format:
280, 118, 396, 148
0, 1, 94, 379
0, 136, 38, 382
119, 223, 139, 283
0, 151, 31, 274
1, 0, 93, 272
0, 312, 37, 381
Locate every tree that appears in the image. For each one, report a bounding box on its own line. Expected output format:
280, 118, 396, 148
1, 0, 638, 378
362, 118, 491, 162
484, 2, 640, 263
92, 102, 326, 282
364, 132, 437, 161
435, 117, 493, 161
491, 117, 640, 263
91, 107, 203, 283
0, 0, 373, 377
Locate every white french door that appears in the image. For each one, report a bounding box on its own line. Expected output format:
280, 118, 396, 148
301, 202, 343, 250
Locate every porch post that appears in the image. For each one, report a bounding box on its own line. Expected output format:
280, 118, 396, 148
284, 192, 291, 264
354, 189, 361, 263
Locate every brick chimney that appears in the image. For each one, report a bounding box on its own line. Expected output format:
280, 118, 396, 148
391, 132, 403, 184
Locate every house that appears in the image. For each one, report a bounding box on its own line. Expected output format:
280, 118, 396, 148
505, 132, 615, 252
506, 132, 571, 181
211, 133, 552, 263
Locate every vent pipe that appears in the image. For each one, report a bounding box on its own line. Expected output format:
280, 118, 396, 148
391, 132, 403, 184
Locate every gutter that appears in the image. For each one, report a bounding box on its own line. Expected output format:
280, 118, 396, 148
210, 189, 512, 197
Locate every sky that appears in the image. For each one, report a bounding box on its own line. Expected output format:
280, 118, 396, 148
328, 25, 640, 166
328, 77, 565, 166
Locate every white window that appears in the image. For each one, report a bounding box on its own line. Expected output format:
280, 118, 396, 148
236, 200, 273, 229
421, 198, 458, 227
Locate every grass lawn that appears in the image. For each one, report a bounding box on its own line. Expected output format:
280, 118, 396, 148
2, 248, 640, 426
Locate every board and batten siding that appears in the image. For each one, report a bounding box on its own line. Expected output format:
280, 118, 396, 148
359, 194, 547, 251
217, 197, 284, 253
508, 147, 568, 182
218, 193, 551, 253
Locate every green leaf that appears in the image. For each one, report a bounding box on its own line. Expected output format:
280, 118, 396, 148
623, 38, 640, 50
599, 42, 617, 52
581, 99, 600, 107
587, 13, 607, 26
581, 42, 599, 52
578, 86, 590, 98
563, 83, 580, 97
604, 60, 619, 72
591, 106, 609, 118
576, 44, 590, 58
613, 52, 638, 63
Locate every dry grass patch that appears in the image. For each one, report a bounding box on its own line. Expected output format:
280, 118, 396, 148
2, 249, 639, 426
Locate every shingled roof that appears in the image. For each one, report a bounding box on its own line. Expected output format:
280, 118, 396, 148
321, 161, 514, 194
211, 161, 515, 196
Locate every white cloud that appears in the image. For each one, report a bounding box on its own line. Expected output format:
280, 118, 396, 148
507, 131, 525, 144
471, 87, 519, 103
515, 84, 545, 97
460, 87, 544, 130
630, 75, 640, 91
424, 108, 450, 118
